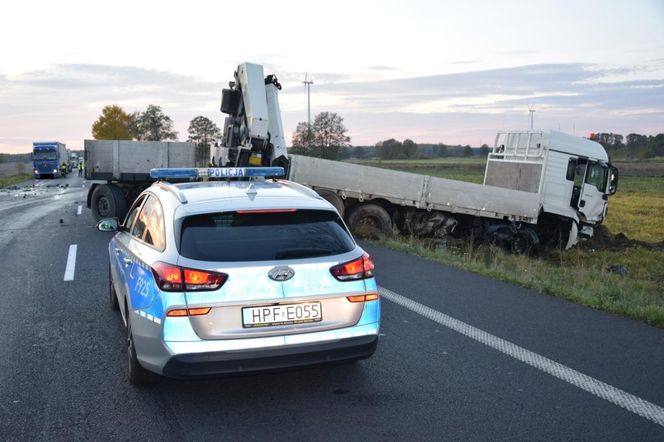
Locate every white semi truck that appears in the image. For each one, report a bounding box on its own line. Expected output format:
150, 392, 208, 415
86, 62, 618, 251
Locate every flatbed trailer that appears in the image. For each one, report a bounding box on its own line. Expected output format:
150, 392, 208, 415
85, 129, 618, 252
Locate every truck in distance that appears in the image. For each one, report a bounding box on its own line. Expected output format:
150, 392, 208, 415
32, 141, 68, 179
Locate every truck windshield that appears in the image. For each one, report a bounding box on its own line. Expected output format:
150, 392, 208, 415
34, 151, 57, 160
179, 209, 355, 262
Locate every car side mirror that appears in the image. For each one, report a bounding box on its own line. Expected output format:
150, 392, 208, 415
97, 218, 119, 232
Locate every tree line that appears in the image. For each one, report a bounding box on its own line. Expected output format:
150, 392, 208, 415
0, 153, 32, 163
590, 132, 664, 160
290, 112, 492, 161
91, 104, 221, 149
89, 105, 664, 161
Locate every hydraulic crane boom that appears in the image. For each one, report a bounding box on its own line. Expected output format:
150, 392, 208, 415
215, 62, 289, 172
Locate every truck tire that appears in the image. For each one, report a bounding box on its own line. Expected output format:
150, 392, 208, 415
347, 204, 392, 237
91, 184, 128, 222
317, 190, 345, 218
511, 228, 539, 255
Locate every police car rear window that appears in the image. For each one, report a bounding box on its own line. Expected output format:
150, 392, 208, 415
179, 209, 355, 262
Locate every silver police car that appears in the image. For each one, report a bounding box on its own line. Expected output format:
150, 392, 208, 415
99, 167, 380, 385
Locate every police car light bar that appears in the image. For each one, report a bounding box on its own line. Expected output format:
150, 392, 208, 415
150, 167, 285, 180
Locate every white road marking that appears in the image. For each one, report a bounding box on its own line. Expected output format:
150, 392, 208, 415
378, 286, 664, 428
76, 205, 82, 216
63, 245, 78, 281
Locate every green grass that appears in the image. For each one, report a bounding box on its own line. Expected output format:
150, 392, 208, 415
351, 157, 664, 327
352, 158, 486, 184
601, 177, 664, 243
374, 235, 664, 328
0, 174, 33, 187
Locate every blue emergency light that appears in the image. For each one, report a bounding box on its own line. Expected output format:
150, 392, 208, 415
150, 167, 285, 180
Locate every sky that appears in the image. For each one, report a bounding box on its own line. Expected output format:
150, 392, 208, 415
1, 0, 663, 153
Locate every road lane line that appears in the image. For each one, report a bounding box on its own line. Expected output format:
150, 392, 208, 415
76, 205, 82, 216
63, 245, 77, 281
378, 286, 664, 428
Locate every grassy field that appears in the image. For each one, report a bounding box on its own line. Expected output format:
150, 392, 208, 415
353, 157, 664, 328
0, 162, 34, 187
0, 162, 32, 178
352, 158, 486, 183
0, 173, 33, 187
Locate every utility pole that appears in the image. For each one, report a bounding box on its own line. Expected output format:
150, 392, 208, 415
528, 106, 535, 130
303, 73, 314, 129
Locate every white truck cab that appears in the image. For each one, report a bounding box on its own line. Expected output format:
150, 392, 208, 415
487, 131, 618, 245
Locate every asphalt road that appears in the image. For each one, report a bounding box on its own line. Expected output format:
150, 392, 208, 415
1, 174, 664, 441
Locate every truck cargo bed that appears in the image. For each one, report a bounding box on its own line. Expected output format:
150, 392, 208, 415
84, 140, 207, 182
289, 155, 542, 223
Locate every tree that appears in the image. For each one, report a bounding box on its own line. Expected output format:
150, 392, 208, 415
91, 105, 133, 140
291, 112, 350, 160
626, 133, 647, 148
434, 143, 448, 158
462, 145, 473, 157
378, 138, 403, 160
291, 121, 315, 153
126, 111, 142, 140
187, 116, 222, 148
353, 146, 366, 159
479, 144, 490, 156
311, 112, 351, 159
403, 139, 418, 158
135, 105, 178, 141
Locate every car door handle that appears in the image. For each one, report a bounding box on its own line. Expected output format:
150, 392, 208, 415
123, 257, 132, 265
115, 248, 122, 255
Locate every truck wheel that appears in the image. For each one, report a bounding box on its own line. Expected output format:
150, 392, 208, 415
91, 184, 128, 222
317, 190, 345, 218
347, 204, 392, 237
109, 185, 129, 222
511, 229, 539, 255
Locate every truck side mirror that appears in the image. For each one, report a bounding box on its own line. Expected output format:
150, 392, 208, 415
607, 166, 619, 195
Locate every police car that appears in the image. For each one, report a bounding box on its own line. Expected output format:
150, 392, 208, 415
98, 167, 380, 385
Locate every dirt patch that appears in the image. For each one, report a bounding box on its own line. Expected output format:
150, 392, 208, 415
582, 225, 664, 252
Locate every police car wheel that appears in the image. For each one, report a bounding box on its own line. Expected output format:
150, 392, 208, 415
127, 324, 155, 386
109, 265, 119, 311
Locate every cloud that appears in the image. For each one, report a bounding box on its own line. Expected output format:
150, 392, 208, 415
0, 64, 224, 152
0, 62, 662, 152
449, 60, 482, 65
366, 65, 401, 71
278, 63, 664, 145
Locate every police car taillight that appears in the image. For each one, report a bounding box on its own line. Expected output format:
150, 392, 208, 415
151, 261, 227, 292
183, 268, 227, 291
330, 254, 375, 281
